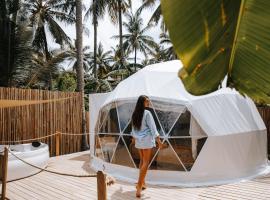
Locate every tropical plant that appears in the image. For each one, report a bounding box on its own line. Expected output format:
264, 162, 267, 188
159, 32, 177, 60
146, 46, 167, 65
24, 0, 75, 60
113, 9, 157, 70
85, 0, 107, 78
65, 44, 91, 72
161, 0, 270, 104
87, 43, 113, 77
0, 0, 22, 86
56, 71, 77, 92
140, 0, 164, 30
75, 0, 89, 150
106, 0, 131, 69
13, 49, 69, 89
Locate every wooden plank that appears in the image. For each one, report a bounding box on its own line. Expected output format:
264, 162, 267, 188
4, 151, 270, 200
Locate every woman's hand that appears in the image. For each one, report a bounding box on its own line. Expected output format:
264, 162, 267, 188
131, 137, 135, 145
156, 137, 165, 149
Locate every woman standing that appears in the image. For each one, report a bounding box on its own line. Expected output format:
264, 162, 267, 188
131, 95, 163, 198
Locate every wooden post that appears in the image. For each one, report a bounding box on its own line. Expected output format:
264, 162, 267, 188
55, 131, 61, 156
0, 147, 8, 200
97, 171, 107, 200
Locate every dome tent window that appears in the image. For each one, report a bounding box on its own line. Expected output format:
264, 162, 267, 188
94, 98, 206, 172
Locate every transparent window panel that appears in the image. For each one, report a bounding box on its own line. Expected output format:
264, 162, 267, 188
97, 103, 111, 131
169, 137, 207, 171
111, 136, 136, 168
95, 136, 104, 160
169, 110, 191, 137
99, 102, 120, 134
123, 121, 132, 135
116, 100, 136, 132
146, 107, 165, 136
148, 140, 185, 171
150, 99, 186, 135
98, 134, 119, 163
122, 135, 138, 168
123, 110, 165, 136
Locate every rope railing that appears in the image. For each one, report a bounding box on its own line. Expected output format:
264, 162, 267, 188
0, 146, 112, 200
0, 133, 58, 144
0, 132, 90, 144
8, 148, 97, 178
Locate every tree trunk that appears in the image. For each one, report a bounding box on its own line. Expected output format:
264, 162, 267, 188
41, 27, 52, 90
134, 46, 137, 71
76, 0, 89, 151
93, 0, 98, 78
118, 0, 123, 69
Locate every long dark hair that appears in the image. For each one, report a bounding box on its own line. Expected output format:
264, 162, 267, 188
131, 95, 149, 130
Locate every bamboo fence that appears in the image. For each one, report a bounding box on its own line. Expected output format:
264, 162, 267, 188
0, 87, 89, 156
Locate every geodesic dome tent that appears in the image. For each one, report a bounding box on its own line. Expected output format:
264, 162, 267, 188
89, 60, 268, 186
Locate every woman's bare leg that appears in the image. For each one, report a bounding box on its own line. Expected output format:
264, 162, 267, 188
138, 149, 146, 189
136, 149, 152, 197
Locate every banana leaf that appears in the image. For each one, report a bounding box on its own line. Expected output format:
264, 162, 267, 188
161, 0, 270, 104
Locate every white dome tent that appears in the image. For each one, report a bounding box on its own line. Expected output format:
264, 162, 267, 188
89, 60, 269, 187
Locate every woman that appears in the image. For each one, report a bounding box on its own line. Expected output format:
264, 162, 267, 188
131, 95, 163, 198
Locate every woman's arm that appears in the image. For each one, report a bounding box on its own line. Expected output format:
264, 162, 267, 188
155, 136, 163, 149
145, 111, 159, 138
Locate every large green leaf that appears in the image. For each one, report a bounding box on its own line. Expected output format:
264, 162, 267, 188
161, 0, 270, 104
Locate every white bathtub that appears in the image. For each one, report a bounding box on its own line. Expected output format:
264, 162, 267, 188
0, 143, 49, 181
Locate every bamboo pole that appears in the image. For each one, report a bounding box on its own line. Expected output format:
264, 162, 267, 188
97, 171, 107, 200
0, 147, 8, 200
55, 131, 61, 156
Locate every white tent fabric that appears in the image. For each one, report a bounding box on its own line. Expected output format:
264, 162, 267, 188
101, 60, 265, 136
89, 60, 269, 186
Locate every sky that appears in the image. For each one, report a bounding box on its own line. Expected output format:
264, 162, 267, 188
48, 0, 161, 69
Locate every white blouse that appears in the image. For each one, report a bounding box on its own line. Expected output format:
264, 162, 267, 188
131, 110, 159, 149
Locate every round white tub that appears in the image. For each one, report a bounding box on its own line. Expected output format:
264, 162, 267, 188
0, 143, 49, 181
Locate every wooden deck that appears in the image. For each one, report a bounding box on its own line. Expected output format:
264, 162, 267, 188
5, 151, 270, 200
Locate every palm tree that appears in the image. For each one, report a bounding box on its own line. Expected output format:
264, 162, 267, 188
87, 43, 112, 77
0, 0, 21, 86
24, 0, 75, 60
75, 0, 89, 150
65, 44, 91, 72
139, 0, 164, 30
85, 0, 107, 78
113, 9, 157, 70
0, 0, 38, 87
13, 49, 69, 89
22, 0, 76, 89
106, 0, 131, 69
159, 32, 177, 60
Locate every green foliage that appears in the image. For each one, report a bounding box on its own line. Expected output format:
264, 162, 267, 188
56, 71, 77, 92
161, 0, 270, 104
